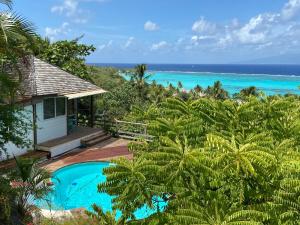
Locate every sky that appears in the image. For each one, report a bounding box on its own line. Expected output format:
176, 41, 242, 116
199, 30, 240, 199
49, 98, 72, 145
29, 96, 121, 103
10, 0, 300, 64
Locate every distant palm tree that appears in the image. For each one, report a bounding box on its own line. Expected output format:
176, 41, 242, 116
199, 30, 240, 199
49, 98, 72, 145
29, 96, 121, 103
129, 64, 151, 98
240, 86, 259, 97
205, 81, 229, 100
194, 84, 203, 93
177, 81, 183, 89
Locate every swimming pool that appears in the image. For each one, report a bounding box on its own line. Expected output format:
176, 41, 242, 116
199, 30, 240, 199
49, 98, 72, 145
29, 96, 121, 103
36, 162, 167, 219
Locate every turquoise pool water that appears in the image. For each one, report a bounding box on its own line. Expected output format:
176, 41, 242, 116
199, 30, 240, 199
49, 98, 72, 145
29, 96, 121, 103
36, 162, 167, 219
126, 71, 300, 95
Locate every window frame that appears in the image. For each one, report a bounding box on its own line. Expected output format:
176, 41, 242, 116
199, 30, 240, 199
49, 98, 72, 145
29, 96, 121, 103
43, 98, 55, 120
43, 97, 66, 120
55, 97, 66, 117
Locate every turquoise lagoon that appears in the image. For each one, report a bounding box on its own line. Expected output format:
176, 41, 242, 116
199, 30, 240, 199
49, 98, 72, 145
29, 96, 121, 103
137, 71, 300, 95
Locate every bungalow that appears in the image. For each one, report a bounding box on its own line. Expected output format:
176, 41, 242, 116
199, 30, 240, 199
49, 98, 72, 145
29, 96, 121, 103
2, 57, 108, 160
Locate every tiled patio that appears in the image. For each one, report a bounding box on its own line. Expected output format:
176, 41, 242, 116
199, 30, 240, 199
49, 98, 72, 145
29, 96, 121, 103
42, 138, 131, 172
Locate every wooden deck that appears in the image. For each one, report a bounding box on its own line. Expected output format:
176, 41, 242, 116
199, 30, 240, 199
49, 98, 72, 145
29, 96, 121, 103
42, 138, 131, 172
37, 127, 103, 148
0, 150, 49, 170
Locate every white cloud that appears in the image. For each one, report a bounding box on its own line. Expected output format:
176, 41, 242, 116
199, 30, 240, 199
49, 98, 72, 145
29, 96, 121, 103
231, 18, 240, 28
281, 0, 300, 20
235, 14, 267, 44
98, 40, 113, 51
51, 0, 101, 24
217, 34, 233, 48
256, 42, 273, 50
151, 41, 168, 51
144, 21, 159, 31
191, 35, 216, 46
192, 17, 216, 34
45, 22, 70, 41
51, 0, 78, 16
123, 37, 135, 49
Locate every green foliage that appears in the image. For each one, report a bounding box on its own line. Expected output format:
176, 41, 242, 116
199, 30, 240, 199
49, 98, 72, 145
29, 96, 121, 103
9, 157, 51, 224
35, 37, 96, 81
0, 157, 51, 224
90, 66, 125, 90
204, 80, 229, 100
275, 178, 300, 224
40, 216, 99, 225
98, 157, 155, 220
86, 204, 127, 225
98, 95, 300, 224
233, 86, 260, 99
0, 0, 34, 157
0, 175, 16, 225
126, 64, 151, 98
0, 104, 31, 157
97, 82, 142, 119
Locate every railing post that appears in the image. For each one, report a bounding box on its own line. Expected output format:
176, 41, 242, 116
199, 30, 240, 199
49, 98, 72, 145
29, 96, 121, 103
115, 119, 119, 136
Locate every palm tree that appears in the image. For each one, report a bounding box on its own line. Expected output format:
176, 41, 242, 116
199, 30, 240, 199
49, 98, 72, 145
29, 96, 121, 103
205, 81, 229, 100
177, 81, 183, 89
240, 86, 259, 97
0, 0, 36, 97
194, 84, 203, 93
0, 1, 35, 56
0, 0, 36, 156
129, 64, 151, 98
10, 157, 51, 223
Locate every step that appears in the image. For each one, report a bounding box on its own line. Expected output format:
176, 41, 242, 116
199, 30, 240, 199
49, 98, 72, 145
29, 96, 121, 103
84, 135, 112, 147
81, 131, 107, 143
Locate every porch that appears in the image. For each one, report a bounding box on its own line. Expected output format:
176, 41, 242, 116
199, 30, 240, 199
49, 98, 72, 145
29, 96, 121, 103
42, 138, 131, 172
36, 126, 111, 158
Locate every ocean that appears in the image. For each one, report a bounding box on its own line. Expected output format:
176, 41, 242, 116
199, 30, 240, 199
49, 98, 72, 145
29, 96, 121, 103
90, 63, 300, 95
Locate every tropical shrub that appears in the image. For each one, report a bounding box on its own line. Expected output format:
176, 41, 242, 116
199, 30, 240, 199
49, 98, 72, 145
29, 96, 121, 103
97, 95, 300, 224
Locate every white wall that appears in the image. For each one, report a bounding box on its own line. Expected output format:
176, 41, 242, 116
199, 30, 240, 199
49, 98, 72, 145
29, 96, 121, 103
1, 105, 33, 160
1, 98, 68, 161
36, 100, 67, 144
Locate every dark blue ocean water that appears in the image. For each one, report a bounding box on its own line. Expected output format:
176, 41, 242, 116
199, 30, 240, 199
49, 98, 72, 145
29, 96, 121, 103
90, 63, 300, 95
90, 63, 300, 76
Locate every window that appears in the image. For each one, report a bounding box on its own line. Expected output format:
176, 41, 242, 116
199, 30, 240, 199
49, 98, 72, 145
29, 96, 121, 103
43, 97, 66, 120
56, 98, 66, 116
43, 98, 55, 119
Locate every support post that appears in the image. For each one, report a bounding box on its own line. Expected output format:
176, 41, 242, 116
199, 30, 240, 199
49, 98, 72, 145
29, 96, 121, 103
75, 98, 78, 126
32, 104, 37, 150
90, 95, 94, 127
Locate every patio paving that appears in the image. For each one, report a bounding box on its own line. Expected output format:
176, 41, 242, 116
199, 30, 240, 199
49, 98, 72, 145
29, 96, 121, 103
42, 138, 131, 172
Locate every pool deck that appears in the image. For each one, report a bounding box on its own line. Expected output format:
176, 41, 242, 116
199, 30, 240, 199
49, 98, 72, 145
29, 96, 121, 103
41, 138, 132, 172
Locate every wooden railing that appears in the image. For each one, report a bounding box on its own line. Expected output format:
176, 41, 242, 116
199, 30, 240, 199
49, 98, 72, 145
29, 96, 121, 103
94, 113, 154, 141
115, 119, 154, 141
